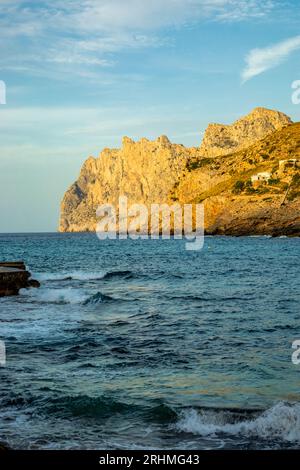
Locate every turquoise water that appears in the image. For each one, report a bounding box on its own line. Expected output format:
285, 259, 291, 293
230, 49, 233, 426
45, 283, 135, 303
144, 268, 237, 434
0, 233, 300, 449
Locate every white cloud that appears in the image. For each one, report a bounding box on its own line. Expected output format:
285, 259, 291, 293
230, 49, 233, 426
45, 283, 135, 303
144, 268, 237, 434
19, 0, 273, 34
0, 0, 278, 79
242, 35, 300, 82
46, 53, 114, 67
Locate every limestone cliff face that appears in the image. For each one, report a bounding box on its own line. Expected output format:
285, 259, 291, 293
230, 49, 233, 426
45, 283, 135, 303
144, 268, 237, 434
199, 107, 292, 157
59, 136, 197, 232
59, 108, 300, 236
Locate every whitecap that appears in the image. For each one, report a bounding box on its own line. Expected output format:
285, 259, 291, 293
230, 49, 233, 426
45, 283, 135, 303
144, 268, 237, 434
20, 287, 89, 304
34, 271, 107, 282
19, 287, 114, 305
176, 402, 300, 443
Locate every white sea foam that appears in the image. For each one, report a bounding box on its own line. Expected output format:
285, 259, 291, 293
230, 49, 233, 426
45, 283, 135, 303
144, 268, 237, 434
34, 271, 107, 282
20, 288, 89, 304
19, 286, 113, 304
176, 402, 300, 443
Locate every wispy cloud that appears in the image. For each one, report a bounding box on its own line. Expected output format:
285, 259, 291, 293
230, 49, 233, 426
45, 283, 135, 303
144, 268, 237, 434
215, 0, 275, 21
0, 0, 279, 80
242, 35, 300, 82
0, 104, 203, 151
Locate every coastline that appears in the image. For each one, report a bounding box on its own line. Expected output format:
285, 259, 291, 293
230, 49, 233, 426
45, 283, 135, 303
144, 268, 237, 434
55, 230, 300, 237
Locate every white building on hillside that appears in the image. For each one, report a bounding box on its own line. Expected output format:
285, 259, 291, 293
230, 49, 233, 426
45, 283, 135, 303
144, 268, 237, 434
251, 172, 271, 184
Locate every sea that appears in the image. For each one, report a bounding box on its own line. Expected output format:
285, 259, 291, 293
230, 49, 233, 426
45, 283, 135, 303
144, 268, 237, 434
0, 233, 300, 450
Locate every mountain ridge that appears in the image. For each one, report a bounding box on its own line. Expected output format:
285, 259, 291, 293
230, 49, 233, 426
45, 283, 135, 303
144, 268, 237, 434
198, 107, 292, 157
59, 107, 300, 236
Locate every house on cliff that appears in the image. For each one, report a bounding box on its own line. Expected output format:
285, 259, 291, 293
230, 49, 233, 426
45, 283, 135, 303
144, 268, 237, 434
251, 172, 271, 187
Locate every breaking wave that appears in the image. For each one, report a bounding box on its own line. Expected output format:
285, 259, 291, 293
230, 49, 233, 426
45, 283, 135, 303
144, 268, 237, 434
35, 271, 107, 282
83, 292, 115, 304
34, 270, 135, 282
20, 288, 115, 305
176, 402, 300, 443
2, 391, 299, 446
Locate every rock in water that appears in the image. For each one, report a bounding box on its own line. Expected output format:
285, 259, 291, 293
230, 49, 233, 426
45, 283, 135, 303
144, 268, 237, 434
0, 262, 40, 297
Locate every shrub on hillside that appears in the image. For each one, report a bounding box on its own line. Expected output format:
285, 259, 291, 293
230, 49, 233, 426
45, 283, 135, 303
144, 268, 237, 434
232, 180, 245, 194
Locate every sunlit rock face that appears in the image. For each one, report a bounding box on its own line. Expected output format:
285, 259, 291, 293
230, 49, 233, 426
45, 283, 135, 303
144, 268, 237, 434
198, 107, 292, 158
59, 108, 300, 236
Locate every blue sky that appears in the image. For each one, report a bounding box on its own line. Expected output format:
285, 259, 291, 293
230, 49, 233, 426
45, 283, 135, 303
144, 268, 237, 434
0, 0, 300, 232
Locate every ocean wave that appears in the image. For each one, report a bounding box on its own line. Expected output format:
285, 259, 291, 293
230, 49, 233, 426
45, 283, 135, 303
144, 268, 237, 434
33, 269, 185, 284
83, 292, 115, 304
0, 393, 176, 424
2, 390, 300, 445
176, 402, 300, 443
20, 288, 115, 305
46, 395, 132, 418
35, 271, 107, 282
34, 270, 136, 282
102, 270, 134, 280
0, 394, 130, 419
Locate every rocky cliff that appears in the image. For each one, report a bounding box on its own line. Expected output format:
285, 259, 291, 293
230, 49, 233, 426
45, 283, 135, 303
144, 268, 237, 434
59, 107, 300, 236
198, 107, 292, 157
60, 135, 197, 232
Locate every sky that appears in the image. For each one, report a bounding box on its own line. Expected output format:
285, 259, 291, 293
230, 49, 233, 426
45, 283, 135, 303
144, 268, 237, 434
0, 0, 300, 232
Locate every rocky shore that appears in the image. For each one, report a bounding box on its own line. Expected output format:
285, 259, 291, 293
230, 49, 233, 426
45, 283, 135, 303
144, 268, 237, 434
0, 262, 40, 297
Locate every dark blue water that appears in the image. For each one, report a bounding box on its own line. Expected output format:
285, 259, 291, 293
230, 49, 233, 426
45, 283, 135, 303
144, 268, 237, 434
0, 233, 300, 449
